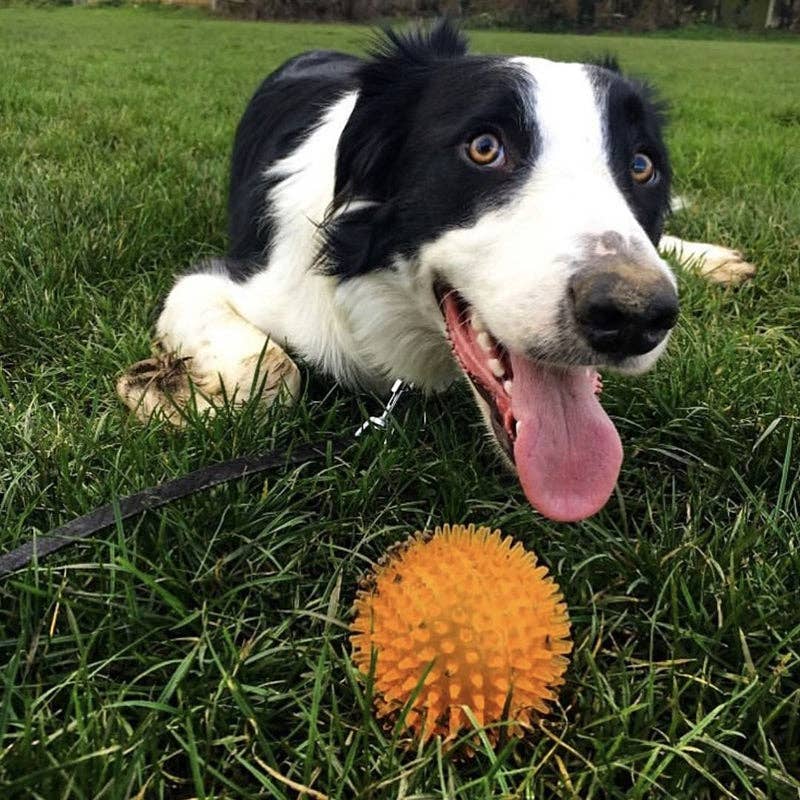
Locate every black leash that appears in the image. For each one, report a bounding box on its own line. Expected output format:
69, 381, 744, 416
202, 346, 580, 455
0, 381, 411, 579
0, 439, 342, 579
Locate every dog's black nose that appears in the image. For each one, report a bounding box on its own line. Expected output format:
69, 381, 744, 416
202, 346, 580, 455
571, 267, 679, 357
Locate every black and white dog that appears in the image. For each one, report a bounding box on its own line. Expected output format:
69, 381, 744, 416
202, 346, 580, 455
118, 22, 753, 523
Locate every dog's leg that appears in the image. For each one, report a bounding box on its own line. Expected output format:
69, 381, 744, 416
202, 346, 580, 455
117, 260, 300, 425
659, 234, 756, 286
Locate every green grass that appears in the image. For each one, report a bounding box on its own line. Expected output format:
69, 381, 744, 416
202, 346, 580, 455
1, 6, 799, 798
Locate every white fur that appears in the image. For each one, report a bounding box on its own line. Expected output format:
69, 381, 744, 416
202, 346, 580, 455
235, 92, 369, 384
156, 272, 289, 402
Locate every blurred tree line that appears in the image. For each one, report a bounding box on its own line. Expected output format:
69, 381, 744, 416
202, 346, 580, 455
216, 0, 800, 31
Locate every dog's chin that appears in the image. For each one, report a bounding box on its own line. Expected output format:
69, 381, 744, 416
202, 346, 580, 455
435, 283, 626, 523
601, 335, 671, 376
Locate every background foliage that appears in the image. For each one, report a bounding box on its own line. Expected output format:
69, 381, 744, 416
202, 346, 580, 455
216, 0, 800, 33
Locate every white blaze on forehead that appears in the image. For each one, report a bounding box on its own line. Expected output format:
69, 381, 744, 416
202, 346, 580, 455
510, 56, 642, 237
512, 58, 668, 268
512, 57, 607, 171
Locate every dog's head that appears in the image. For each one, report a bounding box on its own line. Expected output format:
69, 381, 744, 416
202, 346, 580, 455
324, 22, 677, 522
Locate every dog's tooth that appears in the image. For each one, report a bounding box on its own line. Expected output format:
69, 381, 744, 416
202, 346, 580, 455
503, 380, 513, 395
477, 332, 493, 352
515, 420, 523, 435
470, 311, 487, 333
488, 358, 505, 378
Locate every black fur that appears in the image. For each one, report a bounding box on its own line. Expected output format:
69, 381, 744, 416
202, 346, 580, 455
603, 74, 671, 243
322, 64, 538, 278
323, 21, 538, 278
590, 53, 623, 74
588, 62, 671, 244
227, 50, 362, 276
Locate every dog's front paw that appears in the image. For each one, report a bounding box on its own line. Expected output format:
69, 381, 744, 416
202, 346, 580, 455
660, 235, 757, 287
116, 340, 301, 426
116, 351, 198, 426
693, 244, 757, 286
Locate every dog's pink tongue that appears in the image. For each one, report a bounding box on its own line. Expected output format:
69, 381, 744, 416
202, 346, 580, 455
510, 357, 623, 522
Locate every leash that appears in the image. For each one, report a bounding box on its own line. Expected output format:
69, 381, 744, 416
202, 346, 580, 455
0, 381, 412, 579
0, 441, 338, 579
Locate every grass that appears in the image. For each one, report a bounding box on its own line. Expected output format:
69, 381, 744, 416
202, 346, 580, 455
1, 5, 799, 798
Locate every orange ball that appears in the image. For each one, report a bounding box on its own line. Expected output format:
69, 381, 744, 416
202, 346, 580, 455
350, 523, 572, 745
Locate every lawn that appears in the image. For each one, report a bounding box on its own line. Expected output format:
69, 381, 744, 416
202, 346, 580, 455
1, 5, 799, 798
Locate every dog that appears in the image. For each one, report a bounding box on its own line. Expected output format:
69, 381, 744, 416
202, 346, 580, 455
118, 21, 754, 523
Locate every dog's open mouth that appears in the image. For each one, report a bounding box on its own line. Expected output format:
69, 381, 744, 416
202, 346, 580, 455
437, 286, 623, 523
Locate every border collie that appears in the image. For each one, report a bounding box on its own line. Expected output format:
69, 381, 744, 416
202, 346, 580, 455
118, 22, 753, 523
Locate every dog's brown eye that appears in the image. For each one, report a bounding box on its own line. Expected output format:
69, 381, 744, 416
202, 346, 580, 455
467, 133, 504, 166
631, 152, 655, 184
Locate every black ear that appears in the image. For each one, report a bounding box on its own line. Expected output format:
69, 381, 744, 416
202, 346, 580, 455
334, 20, 467, 202
321, 20, 468, 278
590, 53, 623, 74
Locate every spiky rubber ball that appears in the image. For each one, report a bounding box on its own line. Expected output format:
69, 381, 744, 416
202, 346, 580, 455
350, 523, 572, 744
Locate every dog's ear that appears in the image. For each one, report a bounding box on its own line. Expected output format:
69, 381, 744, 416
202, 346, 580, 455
322, 20, 468, 278
334, 20, 468, 204
590, 53, 622, 74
